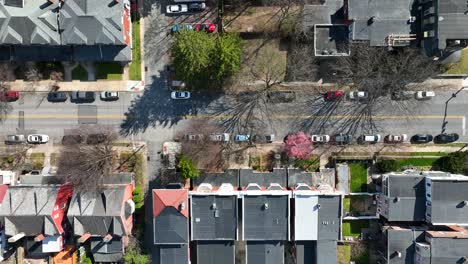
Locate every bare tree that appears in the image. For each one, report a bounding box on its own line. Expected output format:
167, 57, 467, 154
251, 43, 287, 88
0, 63, 16, 122
57, 126, 118, 191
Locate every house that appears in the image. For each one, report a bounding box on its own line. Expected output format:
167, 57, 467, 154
152, 187, 189, 264
378, 171, 468, 224
190, 183, 238, 264
0, 184, 73, 257
67, 184, 134, 263
347, 0, 416, 47
0, 0, 131, 62
241, 181, 290, 264
421, 0, 468, 55
240, 168, 287, 190
383, 226, 427, 264
292, 184, 342, 264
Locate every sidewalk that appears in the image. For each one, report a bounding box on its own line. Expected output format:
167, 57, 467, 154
7, 79, 145, 92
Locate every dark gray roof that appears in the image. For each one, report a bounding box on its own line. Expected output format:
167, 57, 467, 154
153, 207, 188, 244
427, 236, 468, 263
90, 236, 124, 263
154, 245, 189, 264
316, 240, 337, 264
67, 186, 128, 236
386, 228, 425, 264
296, 241, 316, 264
195, 241, 235, 264
246, 241, 284, 264
429, 179, 468, 224
193, 170, 239, 189
191, 195, 237, 240
288, 169, 313, 188
243, 195, 288, 241
436, 0, 468, 50
317, 196, 341, 240
240, 169, 287, 188
301, 0, 346, 30
25, 238, 49, 258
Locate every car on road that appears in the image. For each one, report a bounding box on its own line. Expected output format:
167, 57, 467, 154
311, 134, 330, 143
194, 23, 216, 33
100, 91, 119, 101
415, 91, 435, 100
62, 135, 83, 145
5, 135, 25, 145
358, 134, 381, 144
209, 133, 230, 142
184, 134, 204, 141
434, 133, 459, 144
410, 134, 433, 144
171, 24, 193, 33
332, 133, 352, 144
166, 4, 188, 14
27, 134, 49, 144
324, 91, 343, 102
348, 91, 368, 100
391, 91, 414, 101
47, 92, 68, 102
253, 134, 275, 143
171, 91, 190, 99
71, 91, 95, 103
384, 134, 408, 143
189, 2, 206, 11
235, 134, 251, 142
0, 90, 19, 101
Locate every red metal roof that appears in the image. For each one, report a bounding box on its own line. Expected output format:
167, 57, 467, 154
152, 189, 188, 218
0, 184, 8, 204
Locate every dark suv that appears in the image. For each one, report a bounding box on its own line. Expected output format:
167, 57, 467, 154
71, 91, 95, 103
434, 133, 459, 144
333, 133, 353, 145
47, 92, 68, 102
410, 134, 433, 144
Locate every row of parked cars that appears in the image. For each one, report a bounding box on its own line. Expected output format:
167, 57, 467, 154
323, 90, 435, 101
5, 133, 113, 145
48, 91, 119, 103
183, 133, 275, 143
294, 133, 459, 144
171, 23, 216, 33
166, 2, 206, 14
5, 134, 49, 144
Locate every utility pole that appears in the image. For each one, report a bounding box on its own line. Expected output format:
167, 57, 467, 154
441, 86, 466, 134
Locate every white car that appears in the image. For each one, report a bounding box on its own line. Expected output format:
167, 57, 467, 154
384, 134, 408, 143
358, 134, 381, 144
209, 133, 230, 142
311, 134, 330, 143
171, 91, 190, 99
100, 91, 119, 101
27, 134, 49, 144
166, 4, 188, 14
349, 91, 369, 100
415, 91, 435, 99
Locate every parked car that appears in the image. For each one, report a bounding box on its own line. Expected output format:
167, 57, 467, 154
27, 134, 49, 144
358, 134, 381, 144
234, 134, 251, 142
434, 133, 459, 144
410, 134, 433, 144
71, 91, 95, 103
0, 90, 19, 102
166, 4, 188, 14
348, 91, 368, 100
332, 133, 352, 144
171, 24, 193, 33
188, 2, 206, 11
5, 135, 25, 145
171, 91, 190, 99
324, 91, 343, 102
384, 134, 408, 143
100, 91, 119, 101
209, 133, 230, 142
194, 23, 216, 33
47, 92, 68, 102
415, 91, 435, 100
391, 91, 414, 101
184, 134, 204, 141
62, 135, 83, 145
311, 134, 330, 143
252, 134, 275, 143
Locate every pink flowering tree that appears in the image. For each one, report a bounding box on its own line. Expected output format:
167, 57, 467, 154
284, 131, 313, 159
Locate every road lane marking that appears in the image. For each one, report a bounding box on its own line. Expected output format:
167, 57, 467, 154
4, 115, 465, 119
463, 116, 466, 136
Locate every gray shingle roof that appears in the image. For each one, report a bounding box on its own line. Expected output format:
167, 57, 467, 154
195, 241, 235, 264
436, 0, 468, 50
90, 236, 124, 263
191, 195, 237, 240
296, 241, 315, 264
426, 235, 468, 263
316, 240, 338, 264
154, 244, 189, 264
242, 195, 289, 241
386, 228, 425, 264
193, 169, 239, 190
240, 169, 287, 188
246, 241, 284, 264
153, 207, 188, 244
428, 179, 468, 224
317, 196, 341, 240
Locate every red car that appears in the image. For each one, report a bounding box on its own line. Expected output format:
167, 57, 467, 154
324, 91, 343, 101
194, 23, 216, 33
0, 90, 19, 101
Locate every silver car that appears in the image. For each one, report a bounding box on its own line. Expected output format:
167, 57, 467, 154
27, 134, 49, 144
5, 135, 25, 145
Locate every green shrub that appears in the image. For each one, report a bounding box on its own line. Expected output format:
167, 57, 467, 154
178, 155, 200, 179
6, 156, 14, 164
374, 159, 398, 173
294, 156, 319, 172
436, 151, 468, 174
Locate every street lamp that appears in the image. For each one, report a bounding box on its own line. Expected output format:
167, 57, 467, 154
441, 86, 466, 134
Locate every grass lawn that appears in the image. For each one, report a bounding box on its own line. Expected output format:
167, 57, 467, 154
30, 153, 45, 170
349, 163, 368, 192
129, 19, 142, 80
343, 197, 351, 212
120, 151, 145, 188
96, 62, 123, 80
395, 158, 439, 168
444, 49, 468, 74
382, 152, 448, 157
337, 245, 351, 264
72, 65, 88, 81
342, 220, 369, 237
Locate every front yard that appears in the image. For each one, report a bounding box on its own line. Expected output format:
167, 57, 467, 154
349, 163, 368, 192
129, 19, 142, 80
342, 220, 369, 238
444, 49, 468, 74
